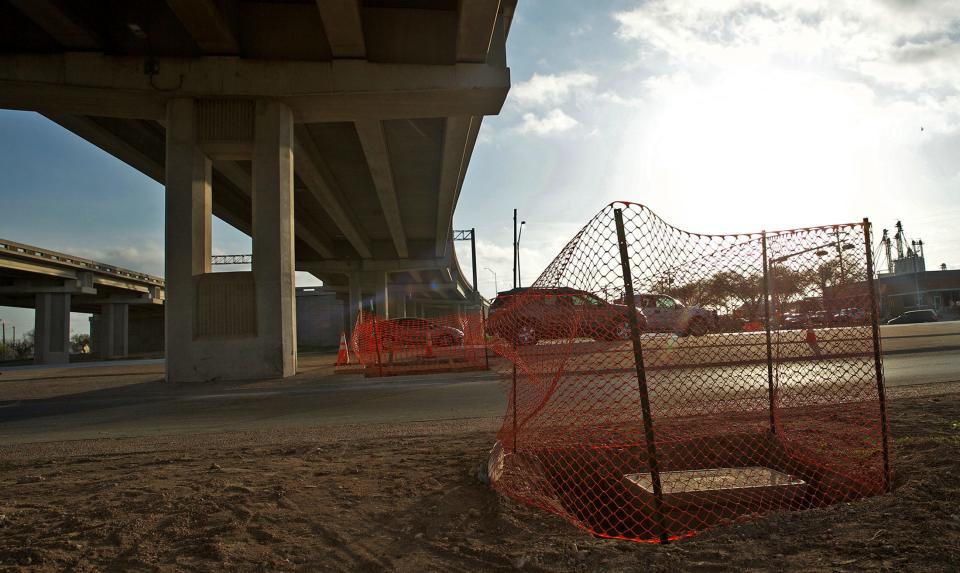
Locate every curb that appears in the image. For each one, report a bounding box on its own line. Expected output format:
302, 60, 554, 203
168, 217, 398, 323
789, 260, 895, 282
882, 345, 960, 356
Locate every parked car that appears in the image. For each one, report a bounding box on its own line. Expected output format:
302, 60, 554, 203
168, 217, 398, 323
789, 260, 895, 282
377, 318, 464, 348
887, 309, 939, 325
808, 310, 830, 326
634, 294, 717, 336
834, 307, 867, 325
780, 312, 807, 329
488, 287, 646, 346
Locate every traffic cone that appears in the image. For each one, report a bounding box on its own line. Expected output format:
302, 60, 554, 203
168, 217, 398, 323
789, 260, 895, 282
336, 332, 351, 366
805, 326, 821, 356
424, 329, 435, 359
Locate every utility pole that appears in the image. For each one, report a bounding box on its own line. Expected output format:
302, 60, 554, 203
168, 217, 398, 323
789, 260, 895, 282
517, 219, 526, 287
453, 229, 480, 305
513, 209, 517, 289
835, 227, 845, 283
912, 241, 921, 307
471, 227, 478, 304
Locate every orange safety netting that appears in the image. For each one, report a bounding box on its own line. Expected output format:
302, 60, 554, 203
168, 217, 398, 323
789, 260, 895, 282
486, 202, 888, 543
350, 312, 489, 376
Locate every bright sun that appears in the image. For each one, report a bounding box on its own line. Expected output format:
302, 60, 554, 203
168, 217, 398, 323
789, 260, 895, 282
620, 68, 892, 234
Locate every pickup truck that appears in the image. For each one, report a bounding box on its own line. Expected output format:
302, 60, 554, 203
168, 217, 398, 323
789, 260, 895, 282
634, 293, 716, 336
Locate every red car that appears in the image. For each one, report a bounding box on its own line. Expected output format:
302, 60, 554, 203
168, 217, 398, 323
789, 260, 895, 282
376, 318, 464, 348
488, 287, 646, 346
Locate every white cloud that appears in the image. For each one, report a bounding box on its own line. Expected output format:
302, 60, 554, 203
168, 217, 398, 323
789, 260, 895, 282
70, 243, 165, 277
597, 90, 645, 108
476, 124, 495, 145
518, 108, 579, 136
504, 71, 645, 137
570, 24, 592, 38
511, 72, 598, 107
613, 0, 960, 102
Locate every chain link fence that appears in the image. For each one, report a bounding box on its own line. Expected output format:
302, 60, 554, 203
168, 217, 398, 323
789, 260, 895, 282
486, 201, 888, 543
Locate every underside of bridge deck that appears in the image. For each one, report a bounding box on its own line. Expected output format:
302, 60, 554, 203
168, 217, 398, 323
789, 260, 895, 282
0, 0, 515, 380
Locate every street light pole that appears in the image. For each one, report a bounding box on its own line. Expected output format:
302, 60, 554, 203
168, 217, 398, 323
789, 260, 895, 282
517, 220, 526, 287
470, 227, 478, 304
513, 209, 517, 289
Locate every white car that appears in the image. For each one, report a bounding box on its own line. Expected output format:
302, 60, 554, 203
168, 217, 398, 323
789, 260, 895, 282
635, 294, 716, 336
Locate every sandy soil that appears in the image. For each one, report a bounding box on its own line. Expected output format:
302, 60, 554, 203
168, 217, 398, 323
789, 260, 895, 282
0, 388, 958, 572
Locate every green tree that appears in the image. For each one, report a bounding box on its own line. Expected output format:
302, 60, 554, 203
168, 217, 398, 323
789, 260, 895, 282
71, 333, 90, 354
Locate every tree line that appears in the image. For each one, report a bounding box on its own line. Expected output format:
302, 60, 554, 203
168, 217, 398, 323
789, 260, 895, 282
657, 256, 863, 320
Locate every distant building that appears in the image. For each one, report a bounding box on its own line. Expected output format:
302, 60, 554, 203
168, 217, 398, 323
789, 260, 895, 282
876, 269, 960, 319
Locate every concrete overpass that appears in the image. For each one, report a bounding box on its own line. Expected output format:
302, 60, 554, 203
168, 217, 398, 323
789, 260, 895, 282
0, 239, 164, 364
0, 0, 516, 381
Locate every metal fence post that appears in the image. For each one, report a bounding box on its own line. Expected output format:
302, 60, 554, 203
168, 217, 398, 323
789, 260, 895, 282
613, 208, 669, 545
512, 363, 518, 453
369, 300, 384, 378
482, 311, 490, 370
761, 232, 776, 434
863, 218, 890, 492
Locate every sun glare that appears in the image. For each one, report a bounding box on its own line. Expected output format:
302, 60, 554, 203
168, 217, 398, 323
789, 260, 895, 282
625, 68, 886, 233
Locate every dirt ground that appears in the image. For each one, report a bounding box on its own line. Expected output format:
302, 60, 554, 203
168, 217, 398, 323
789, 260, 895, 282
1, 389, 958, 572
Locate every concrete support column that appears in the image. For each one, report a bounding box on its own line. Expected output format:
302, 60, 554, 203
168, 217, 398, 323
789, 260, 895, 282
100, 303, 129, 359
388, 286, 406, 318
348, 271, 361, 334
165, 98, 296, 381
165, 98, 212, 382
359, 271, 389, 318
252, 100, 297, 377
405, 296, 416, 318
34, 293, 70, 364
128, 310, 165, 355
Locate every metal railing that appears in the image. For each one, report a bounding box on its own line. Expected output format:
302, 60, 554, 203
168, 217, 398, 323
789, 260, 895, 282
0, 239, 165, 287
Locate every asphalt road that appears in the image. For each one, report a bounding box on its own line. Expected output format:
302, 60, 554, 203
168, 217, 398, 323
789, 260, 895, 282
0, 322, 957, 446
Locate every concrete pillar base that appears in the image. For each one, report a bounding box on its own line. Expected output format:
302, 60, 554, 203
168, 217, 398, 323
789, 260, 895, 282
34, 292, 70, 365
98, 303, 129, 359
164, 98, 297, 382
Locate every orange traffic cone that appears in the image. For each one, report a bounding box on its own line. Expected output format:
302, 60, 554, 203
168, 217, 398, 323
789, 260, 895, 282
424, 329, 435, 359
336, 332, 351, 366
805, 326, 821, 357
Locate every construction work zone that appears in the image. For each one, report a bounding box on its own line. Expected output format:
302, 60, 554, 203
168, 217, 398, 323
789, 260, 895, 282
349, 312, 489, 377
485, 202, 889, 543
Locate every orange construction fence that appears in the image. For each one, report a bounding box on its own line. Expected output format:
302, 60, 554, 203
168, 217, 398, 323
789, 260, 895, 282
350, 312, 489, 376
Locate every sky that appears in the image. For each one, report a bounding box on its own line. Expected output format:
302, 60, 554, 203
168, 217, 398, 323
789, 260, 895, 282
2, 0, 959, 340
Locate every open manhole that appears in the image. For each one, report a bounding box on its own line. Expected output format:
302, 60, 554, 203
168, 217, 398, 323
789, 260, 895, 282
624, 466, 805, 495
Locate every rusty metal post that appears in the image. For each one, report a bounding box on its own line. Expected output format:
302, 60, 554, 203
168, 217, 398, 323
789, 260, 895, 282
614, 208, 669, 545
369, 300, 384, 377
482, 310, 490, 370
512, 363, 518, 452
761, 232, 776, 434
863, 218, 890, 492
